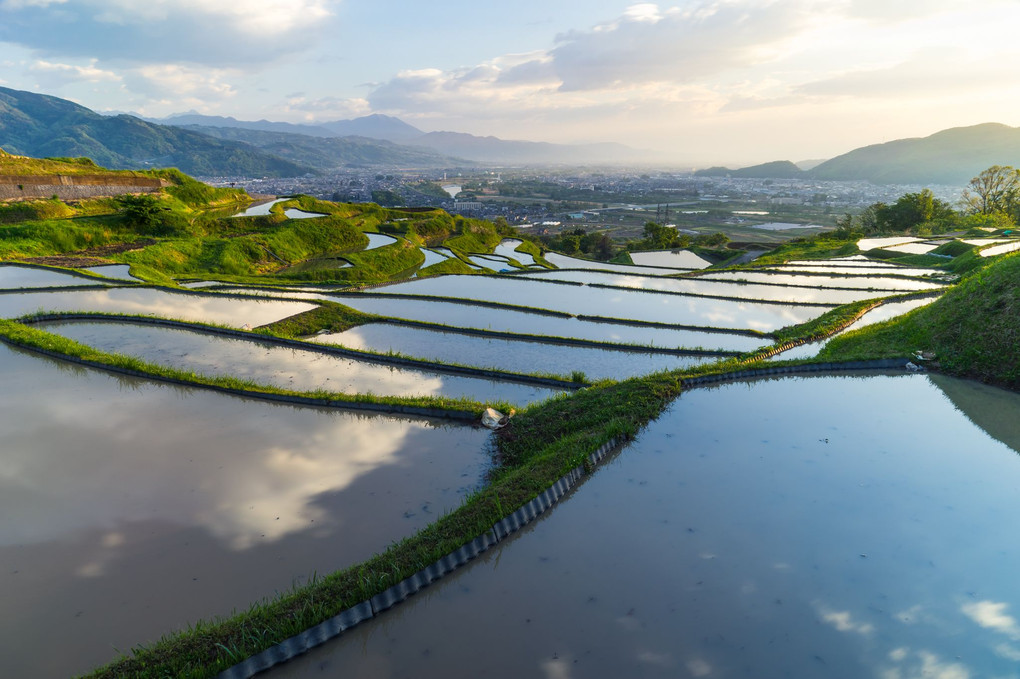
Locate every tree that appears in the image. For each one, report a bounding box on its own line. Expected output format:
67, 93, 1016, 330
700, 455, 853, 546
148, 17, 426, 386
961, 165, 1020, 217
876, 189, 953, 232
642, 221, 681, 249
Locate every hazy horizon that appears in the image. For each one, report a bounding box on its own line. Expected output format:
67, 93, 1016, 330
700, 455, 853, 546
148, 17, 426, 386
2, 1, 1018, 166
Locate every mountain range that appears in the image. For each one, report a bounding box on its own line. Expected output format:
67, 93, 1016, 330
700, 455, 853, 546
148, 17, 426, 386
4, 86, 1020, 184
698, 124, 1020, 186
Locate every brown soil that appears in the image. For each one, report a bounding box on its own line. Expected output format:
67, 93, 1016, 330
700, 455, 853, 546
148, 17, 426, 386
20, 238, 158, 267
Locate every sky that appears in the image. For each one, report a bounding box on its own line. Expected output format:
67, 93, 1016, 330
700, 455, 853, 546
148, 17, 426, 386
1, 0, 1020, 166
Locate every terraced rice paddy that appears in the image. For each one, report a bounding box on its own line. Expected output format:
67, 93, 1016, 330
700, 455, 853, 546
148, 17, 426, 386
0, 264, 109, 289
366, 274, 830, 332
273, 373, 1020, 679
0, 244, 964, 678
311, 322, 711, 380
39, 320, 563, 404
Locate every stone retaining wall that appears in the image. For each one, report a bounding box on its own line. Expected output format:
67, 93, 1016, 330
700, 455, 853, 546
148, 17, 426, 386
0, 174, 167, 201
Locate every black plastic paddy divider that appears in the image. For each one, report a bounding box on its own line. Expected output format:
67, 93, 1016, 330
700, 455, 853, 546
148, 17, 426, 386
18, 312, 584, 390
217, 356, 918, 679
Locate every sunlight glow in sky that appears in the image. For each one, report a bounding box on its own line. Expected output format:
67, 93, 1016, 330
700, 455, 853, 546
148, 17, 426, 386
1, 0, 1019, 165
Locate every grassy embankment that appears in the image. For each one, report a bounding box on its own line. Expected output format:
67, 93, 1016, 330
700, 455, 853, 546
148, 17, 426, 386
821, 252, 1020, 388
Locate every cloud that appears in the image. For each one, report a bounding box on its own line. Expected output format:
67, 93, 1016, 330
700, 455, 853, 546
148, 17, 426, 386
961, 600, 1020, 640
0, 0, 339, 66
28, 58, 121, 85
547, 0, 814, 92
818, 606, 875, 635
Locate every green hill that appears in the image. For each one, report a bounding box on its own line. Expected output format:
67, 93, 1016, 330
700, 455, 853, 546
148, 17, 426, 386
0, 87, 313, 177
695, 160, 804, 179
809, 123, 1020, 185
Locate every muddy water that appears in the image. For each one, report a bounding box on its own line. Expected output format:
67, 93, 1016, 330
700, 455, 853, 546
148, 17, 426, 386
312, 322, 708, 380
696, 270, 944, 291
369, 275, 829, 332
0, 264, 106, 289
629, 249, 712, 269
38, 320, 562, 405
331, 296, 769, 353
0, 343, 492, 678
273, 373, 1020, 679
0, 287, 316, 326
521, 269, 879, 305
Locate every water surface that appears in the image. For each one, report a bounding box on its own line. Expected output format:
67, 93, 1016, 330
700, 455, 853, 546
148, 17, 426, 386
39, 320, 561, 405
493, 239, 536, 265
0, 265, 106, 290
629, 249, 711, 269
274, 373, 1020, 679
0, 343, 491, 678
369, 275, 829, 332
312, 323, 709, 380
696, 270, 943, 291
80, 264, 139, 281
521, 269, 880, 305
0, 288, 315, 327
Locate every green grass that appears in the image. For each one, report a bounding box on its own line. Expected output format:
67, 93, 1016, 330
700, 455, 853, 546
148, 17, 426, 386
747, 238, 859, 266
821, 252, 1020, 388
256, 301, 380, 336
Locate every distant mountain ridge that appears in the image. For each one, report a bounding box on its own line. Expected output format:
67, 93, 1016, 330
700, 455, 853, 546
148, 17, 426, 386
0, 86, 313, 177
700, 123, 1020, 186
695, 160, 803, 179
809, 123, 1020, 185
179, 125, 462, 169
153, 112, 425, 142
156, 111, 643, 165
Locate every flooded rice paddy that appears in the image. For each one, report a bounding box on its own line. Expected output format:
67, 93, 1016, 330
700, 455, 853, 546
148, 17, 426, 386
0, 343, 492, 678
0, 264, 109, 290
493, 239, 537, 265
80, 264, 139, 281
770, 296, 939, 360
771, 264, 939, 277
231, 198, 286, 217
273, 373, 1020, 679
367, 275, 830, 332
0, 287, 316, 326
364, 233, 398, 250
695, 270, 944, 291
284, 208, 327, 219
629, 249, 712, 269
38, 320, 562, 404
311, 322, 710, 380
520, 269, 882, 305
543, 252, 684, 276
329, 296, 769, 352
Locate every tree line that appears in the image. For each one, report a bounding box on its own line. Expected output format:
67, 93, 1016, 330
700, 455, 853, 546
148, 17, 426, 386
834, 165, 1020, 239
